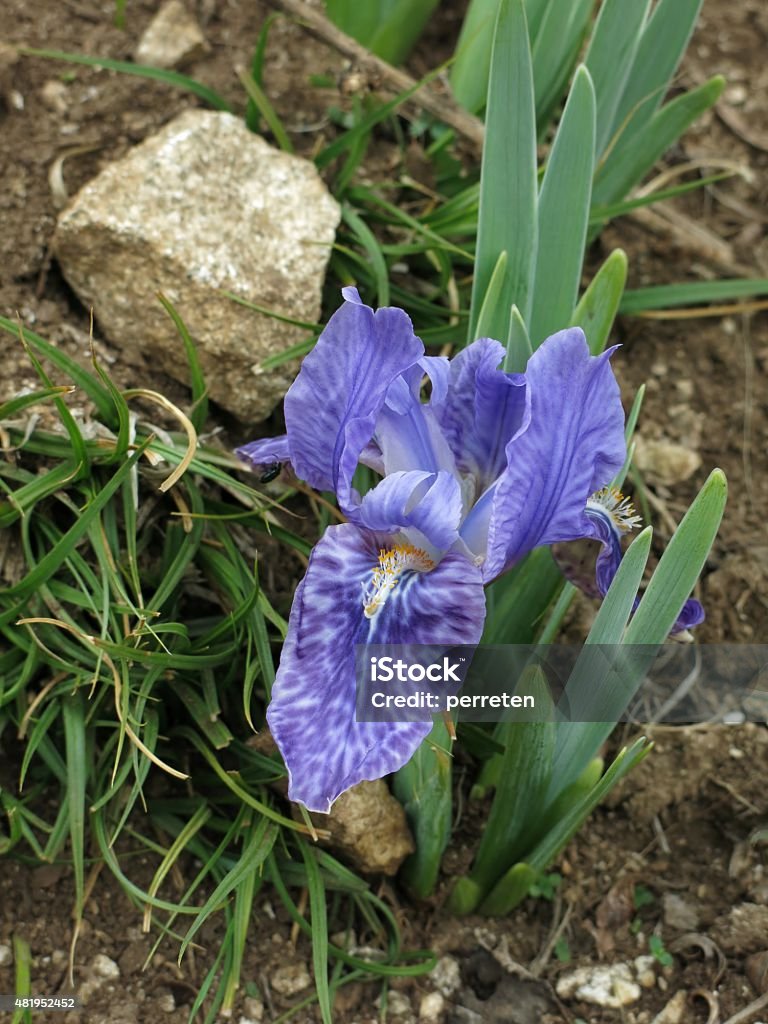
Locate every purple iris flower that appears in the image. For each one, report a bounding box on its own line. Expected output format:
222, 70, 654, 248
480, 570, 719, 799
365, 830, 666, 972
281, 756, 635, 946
237, 289, 703, 812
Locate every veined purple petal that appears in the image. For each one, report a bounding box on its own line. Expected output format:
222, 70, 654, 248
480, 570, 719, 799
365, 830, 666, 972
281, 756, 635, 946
376, 397, 458, 479
433, 338, 527, 493
355, 470, 463, 551
283, 292, 423, 502
479, 328, 627, 582
266, 523, 485, 812
235, 434, 292, 472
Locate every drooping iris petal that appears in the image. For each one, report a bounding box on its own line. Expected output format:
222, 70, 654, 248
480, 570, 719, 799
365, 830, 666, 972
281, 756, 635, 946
266, 523, 486, 812
235, 434, 292, 472
433, 338, 527, 492
560, 495, 706, 635
479, 328, 627, 582
282, 289, 423, 505
355, 470, 463, 551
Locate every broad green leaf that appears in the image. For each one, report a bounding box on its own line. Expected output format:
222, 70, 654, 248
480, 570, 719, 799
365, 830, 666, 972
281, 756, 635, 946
608, 0, 704, 142
469, 0, 538, 344
504, 304, 533, 372
593, 76, 726, 208
461, 669, 554, 907
584, 0, 651, 156
546, 526, 653, 797
625, 469, 726, 644
529, 65, 596, 346
482, 738, 649, 913
393, 720, 453, 899
473, 251, 508, 341
450, 0, 499, 114
571, 249, 628, 354
367, 0, 442, 65
530, 0, 594, 131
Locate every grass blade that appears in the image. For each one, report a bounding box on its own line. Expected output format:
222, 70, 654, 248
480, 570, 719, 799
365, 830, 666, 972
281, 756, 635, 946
19, 48, 233, 112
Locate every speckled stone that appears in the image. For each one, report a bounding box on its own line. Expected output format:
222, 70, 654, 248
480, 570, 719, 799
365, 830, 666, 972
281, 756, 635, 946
54, 110, 340, 421
134, 1, 208, 69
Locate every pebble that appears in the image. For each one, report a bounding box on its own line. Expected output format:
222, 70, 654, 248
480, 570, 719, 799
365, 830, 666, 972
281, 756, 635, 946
376, 990, 413, 1018
270, 962, 311, 996
634, 435, 701, 485
242, 996, 265, 1021
157, 990, 175, 1013
430, 955, 461, 997
634, 955, 657, 989
0, 944, 12, 966
662, 893, 700, 931
134, 0, 208, 69
419, 991, 445, 1020
556, 963, 641, 1008
650, 990, 688, 1023
91, 954, 120, 980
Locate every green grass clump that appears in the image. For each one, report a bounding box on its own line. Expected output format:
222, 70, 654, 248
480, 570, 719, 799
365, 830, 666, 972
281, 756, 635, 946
0, 311, 433, 1023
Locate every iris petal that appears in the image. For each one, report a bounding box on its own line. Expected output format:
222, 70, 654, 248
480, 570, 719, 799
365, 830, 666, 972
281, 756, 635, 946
283, 292, 424, 504
433, 337, 527, 491
266, 523, 485, 812
482, 328, 627, 582
235, 434, 291, 472
355, 470, 463, 552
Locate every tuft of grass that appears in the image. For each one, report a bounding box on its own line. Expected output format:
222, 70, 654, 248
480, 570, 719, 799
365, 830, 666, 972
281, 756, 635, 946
0, 309, 433, 1020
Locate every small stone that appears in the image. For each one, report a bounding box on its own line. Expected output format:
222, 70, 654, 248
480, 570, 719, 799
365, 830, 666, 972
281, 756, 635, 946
270, 962, 311, 997
726, 84, 747, 105
431, 955, 461, 997
157, 990, 175, 1012
243, 996, 265, 1021
712, 903, 768, 952
634, 435, 701, 485
662, 893, 700, 931
330, 929, 357, 950
747, 951, 768, 994
556, 964, 641, 1008
650, 990, 688, 1024
376, 990, 412, 1018
419, 991, 445, 1020
91, 954, 120, 980
40, 80, 69, 114
134, 1, 208, 69
306, 778, 414, 876
634, 955, 657, 989
0, 944, 12, 966
54, 109, 340, 421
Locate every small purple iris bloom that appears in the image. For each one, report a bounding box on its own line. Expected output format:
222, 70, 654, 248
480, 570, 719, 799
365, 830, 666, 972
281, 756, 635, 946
238, 289, 703, 812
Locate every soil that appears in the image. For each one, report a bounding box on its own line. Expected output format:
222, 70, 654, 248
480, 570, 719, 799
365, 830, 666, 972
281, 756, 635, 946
1, 1, 767, 1023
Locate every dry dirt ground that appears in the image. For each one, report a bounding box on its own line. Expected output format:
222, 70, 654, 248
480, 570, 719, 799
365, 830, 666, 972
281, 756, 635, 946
1, 0, 767, 1022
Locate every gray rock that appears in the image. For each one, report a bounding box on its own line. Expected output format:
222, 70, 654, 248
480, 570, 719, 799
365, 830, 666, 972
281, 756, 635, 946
54, 110, 340, 421
135, 1, 208, 69
662, 892, 700, 931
